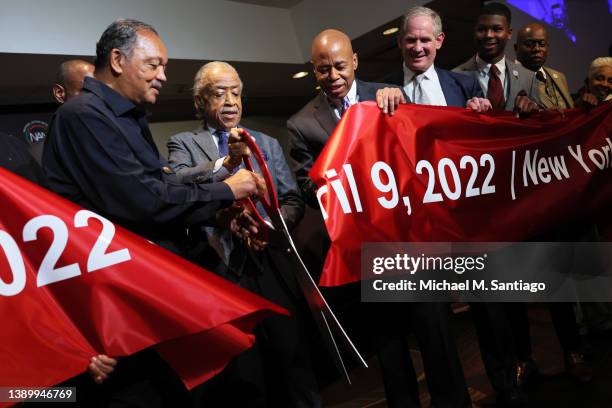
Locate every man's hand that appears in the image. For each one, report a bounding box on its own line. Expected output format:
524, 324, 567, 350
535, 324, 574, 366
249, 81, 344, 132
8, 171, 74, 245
514, 90, 541, 115
223, 128, 250, 171
230, 209, 268, 251
376, 87, 406, 116
466, 97, 492, 112
88, 354, 117, 384
223, 169, 267, 200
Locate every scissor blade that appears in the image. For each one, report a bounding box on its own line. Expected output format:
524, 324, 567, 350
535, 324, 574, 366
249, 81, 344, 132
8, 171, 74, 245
270, 209, 368, 372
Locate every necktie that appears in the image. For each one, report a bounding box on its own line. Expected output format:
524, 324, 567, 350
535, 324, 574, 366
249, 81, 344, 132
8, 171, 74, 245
487, 64, 505, 109
340, 96, 351, 117
413, 74, 431, 105
216, 130, 229, 157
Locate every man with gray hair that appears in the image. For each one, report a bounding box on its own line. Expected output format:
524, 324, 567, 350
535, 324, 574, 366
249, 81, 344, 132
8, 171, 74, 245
383, 6, 491, 112
43, 19, 264, 407
168, 61, 320, 407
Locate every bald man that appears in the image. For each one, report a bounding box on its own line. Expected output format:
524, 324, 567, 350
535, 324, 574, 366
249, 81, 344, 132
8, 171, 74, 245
52, 59, 94, 104
288, 29, 470, 408
514, 22, 574, 109
288, 29, 404, 208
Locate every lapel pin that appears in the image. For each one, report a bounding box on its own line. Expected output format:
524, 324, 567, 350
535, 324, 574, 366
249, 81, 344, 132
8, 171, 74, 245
512, 70, 519, 78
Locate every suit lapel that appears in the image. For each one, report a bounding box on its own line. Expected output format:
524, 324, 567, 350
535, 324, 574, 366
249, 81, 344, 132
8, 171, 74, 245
436, 67, 463, 107
193, 126, 218, 161
313, 92, 338, 135
544, 68, 573, 108
505, 60, 521, 109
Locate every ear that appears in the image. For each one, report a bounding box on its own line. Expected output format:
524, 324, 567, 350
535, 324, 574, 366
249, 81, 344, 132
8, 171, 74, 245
353, 53, 358, 71
194, 94, 203, 113
109, 48, 124, 75
52, 84, 66, 104
436, 31, 445, 50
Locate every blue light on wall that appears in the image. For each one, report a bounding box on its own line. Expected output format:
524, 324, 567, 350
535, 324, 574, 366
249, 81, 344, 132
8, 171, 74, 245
507, 0, 577, 42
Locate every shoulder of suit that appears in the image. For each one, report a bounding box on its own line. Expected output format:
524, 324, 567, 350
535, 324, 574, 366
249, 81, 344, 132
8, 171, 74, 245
169, 129, 201, 142
506, 60, 534, 78
379, 71, 404, 86
452, 57, 476, 72
543, 66, 567, 81
288, 94, 320, 124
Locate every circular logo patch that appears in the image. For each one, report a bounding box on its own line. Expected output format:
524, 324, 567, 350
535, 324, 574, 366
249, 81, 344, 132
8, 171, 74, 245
22, 120, 48, 144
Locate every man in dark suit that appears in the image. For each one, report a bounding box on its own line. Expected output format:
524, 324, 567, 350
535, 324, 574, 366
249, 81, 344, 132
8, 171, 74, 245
42, 19, 263, 407
383, 6, 491, 112
288, 29, 405, 208
514, 22, 574, 110
288, 29, 470, 408
454, 2, 540, 114
168, 61, 320, 408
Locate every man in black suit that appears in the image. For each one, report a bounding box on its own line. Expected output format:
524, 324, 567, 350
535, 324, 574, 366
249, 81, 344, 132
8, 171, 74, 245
42, 19, 263, 407
383, 6, 490, 111
288, 29, 470, 408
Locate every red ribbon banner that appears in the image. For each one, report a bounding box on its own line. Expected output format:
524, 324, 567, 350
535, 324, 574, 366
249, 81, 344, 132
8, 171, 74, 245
311, 102, 612, 287
0, 168, 287, 393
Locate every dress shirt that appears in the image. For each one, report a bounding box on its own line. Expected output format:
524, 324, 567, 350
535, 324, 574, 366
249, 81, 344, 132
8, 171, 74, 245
42, 77, 234, 242
402, 63, 447, 106
206, 124, 229, 175
475, 55, 509, 103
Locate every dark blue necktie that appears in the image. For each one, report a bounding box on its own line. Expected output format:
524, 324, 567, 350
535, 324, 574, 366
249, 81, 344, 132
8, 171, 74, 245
216, 130, 229, 157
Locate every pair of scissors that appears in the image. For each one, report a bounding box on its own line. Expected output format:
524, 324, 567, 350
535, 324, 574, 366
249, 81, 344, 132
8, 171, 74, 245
237, 128, 367, 383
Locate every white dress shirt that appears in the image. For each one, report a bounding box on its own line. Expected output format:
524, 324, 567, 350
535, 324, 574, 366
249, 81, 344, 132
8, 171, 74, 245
475, 55, 509, 102
402, 63, 447, 106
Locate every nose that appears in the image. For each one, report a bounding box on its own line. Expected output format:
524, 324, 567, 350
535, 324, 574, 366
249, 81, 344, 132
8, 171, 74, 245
484, 28, 494, 38
157, 65, 167, 83
224, 91, 238, 105
412, 40, 423, 53
329, 67, 340, 81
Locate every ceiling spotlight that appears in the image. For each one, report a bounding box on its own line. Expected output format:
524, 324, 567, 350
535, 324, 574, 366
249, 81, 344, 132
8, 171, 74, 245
292, 71, 309, 79
383, 27, 399, 36
315, 86, 321, 90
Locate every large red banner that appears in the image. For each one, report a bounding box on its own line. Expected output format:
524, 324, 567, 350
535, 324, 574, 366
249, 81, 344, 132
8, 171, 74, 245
0, 168, 286, 393
311, 102, 612, 286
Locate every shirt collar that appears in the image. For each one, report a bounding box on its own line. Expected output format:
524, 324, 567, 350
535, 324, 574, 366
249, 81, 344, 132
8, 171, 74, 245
538, 67, 547, 79
403, 62, 436, 84
476, 54, 506, 75
83, 76, 137, 117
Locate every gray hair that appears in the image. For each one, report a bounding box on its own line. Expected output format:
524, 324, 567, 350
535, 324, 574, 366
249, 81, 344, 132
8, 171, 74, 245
95, 19, 158, 70
399, 6, 443, 38
192, 61, 243, 98
589, 57, 612, 78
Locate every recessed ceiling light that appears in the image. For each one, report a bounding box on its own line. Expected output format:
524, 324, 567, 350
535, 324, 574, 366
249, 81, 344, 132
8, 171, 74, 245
315, 86, 321, 90
292, 71, 309, 79
383, 27, 399, 36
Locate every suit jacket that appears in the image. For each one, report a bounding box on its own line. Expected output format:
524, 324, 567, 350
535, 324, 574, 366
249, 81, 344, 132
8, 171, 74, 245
454, 56, 540, 111
287, 79, 399, 207
168, 125, 303, 229
382, 66, 483, 107
168, 125, 304, 291
538, 66, 575, 109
